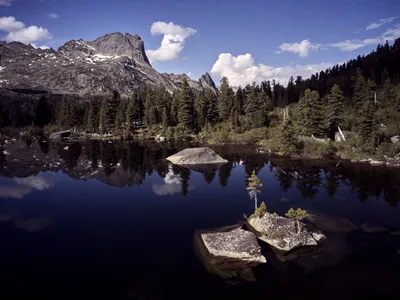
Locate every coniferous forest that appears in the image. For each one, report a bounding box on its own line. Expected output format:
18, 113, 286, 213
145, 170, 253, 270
1, 39, 400, 159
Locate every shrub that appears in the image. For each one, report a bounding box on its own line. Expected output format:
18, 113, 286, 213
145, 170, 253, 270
249, 202, 267, 219
301, 140, 336, 159
376, 141, 397, 158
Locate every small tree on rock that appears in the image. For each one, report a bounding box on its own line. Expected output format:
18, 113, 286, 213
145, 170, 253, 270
246, 170, 263, 211
285, 208, 308, 233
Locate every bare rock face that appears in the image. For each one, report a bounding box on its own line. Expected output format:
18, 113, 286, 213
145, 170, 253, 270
167, 147, 228, 165
194, 225, 266, 282
162, 72, 218, 94
247, 212, 326, 252
0, 33, 218, 96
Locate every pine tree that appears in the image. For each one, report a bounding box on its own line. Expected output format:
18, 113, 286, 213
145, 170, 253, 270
280, 114, 300, 155
285, 208, 308, 233
218, 77, 234, 121
86, 101, 96, 132
326, 84, 345, 139
126, 93, 136, 134
297, 89, 325, 137
99, 95, 113, 134
204, 88, 219, 125
382, 77, 398, 108
246, 170, 263, 211
196, 91, 207, 128
170, 90, 180, 126
115, 100, 126, 134
353, 69, 367, 110
178, 78, 194, 129
356, 79, 376, 141
234, 87, 245, 115
144, 87, 156, 126
162, 106, 168, 129
244, 84, 265, 128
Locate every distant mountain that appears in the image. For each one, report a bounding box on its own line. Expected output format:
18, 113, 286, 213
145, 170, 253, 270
0, 32, 217, 96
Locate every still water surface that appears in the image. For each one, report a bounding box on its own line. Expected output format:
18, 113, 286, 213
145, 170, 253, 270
0, 141, 399, 299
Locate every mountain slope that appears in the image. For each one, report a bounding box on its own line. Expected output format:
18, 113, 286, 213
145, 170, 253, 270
0, 32, 217, 96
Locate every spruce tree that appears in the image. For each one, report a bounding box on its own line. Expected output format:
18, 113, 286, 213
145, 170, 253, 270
126, 93, 135, 133
352, 69, 367, 110
234, 87, 245, 115
99, 95, 114, 134
244, 84, 265, 128
86, 101, 96, 132
218, 77, 234, 121
297, 89, 325, 137
170, 90, 180, 126
144, 87, 156, 126
382, 77, 398, 108
178, 78, 194, 129
196, 91, 207, 128
115, 100, 126, 134
162, 107, 168, 129
204, 88, 219, 126
326, 84, 345, 139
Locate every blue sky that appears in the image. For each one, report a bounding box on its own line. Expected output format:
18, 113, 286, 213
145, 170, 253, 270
1, 0, 400, 86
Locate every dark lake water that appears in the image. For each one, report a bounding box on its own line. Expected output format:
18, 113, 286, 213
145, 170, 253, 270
0, 141, 400, 299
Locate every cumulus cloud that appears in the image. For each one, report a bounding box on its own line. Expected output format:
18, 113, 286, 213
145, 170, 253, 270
0, 16, 24, 32
48, 13, 59, 19
366, 17, 397, 31
146, 21, 196, 62
279, 39, 322, 57
211, 52, 333, 86
0, 16, 51, 45
0, 0, 12, 7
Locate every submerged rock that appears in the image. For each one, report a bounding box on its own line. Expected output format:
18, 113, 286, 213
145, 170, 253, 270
247, 212, 326, 252
306, 212, 357, 234
361, 222, 388, 233
167, 147, 228, 165
194, 224, 266, 282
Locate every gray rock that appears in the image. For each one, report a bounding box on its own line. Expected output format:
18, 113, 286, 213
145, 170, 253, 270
247, 212, 326, 252
49, 130, 71, 141
167, 147, 228, 165
306, 212, 357, 233
361, 222, 388, 233
391, 135, 400, 145
194, 225, 266, 282
369, 160, 386, 166
0, 35, 218, 96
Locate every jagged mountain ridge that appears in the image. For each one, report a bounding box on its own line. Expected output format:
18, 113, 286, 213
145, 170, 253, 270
0, 32, 217, 96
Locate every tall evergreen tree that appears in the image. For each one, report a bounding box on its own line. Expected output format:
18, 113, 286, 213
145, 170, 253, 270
381, 77, 398, 108
144, 87, 156, 126
244, 84, 265, 128
326, 84, 345, 139
218, 77, 234, 121
204, 88, 219, 126
115, 100, 126, 134
297, 89, 325, 137
178, 78, 194, 129
126, 93, 136, 133
86, 101, 96, 132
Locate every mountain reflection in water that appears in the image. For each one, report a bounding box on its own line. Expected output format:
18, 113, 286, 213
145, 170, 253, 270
0, 140, 399, 299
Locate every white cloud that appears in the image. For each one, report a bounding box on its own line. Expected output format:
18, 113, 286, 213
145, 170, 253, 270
146, 21, 196, 62
331, 24, 400, 51
48, 13, 59, 19
0, 0, 12, 7
211, 52, 333, 87
152, 167, 195, 196
0, 16, 24, 32
366, 17, 397, 31
5, 26, 51, 44
0, 16, 51, 45
279, 39, 322, 57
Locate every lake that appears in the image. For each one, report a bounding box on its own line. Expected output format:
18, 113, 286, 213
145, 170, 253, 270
0, 140, 399, 299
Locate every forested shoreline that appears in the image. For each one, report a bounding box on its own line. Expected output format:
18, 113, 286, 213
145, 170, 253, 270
1, 39, 400, 161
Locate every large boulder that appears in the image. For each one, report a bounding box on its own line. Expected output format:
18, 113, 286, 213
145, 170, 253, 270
49, 130, 71, 141
247, 212, 326, 252
167, 147, 228, 165
194, 225, 266, 282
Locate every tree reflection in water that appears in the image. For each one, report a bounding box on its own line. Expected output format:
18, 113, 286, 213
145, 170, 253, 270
33, 140, 400, 205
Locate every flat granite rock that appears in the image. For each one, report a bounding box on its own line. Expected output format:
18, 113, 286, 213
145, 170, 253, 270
194, 225, 266, 282
247, 212, 326, 252
167, 147, 228, 165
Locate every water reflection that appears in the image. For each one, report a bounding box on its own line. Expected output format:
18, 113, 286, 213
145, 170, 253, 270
1, 140, 400, 207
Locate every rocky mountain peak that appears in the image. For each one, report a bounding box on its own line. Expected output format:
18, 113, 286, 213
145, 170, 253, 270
88, 32, 151, 66
0, 32, 217, 96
